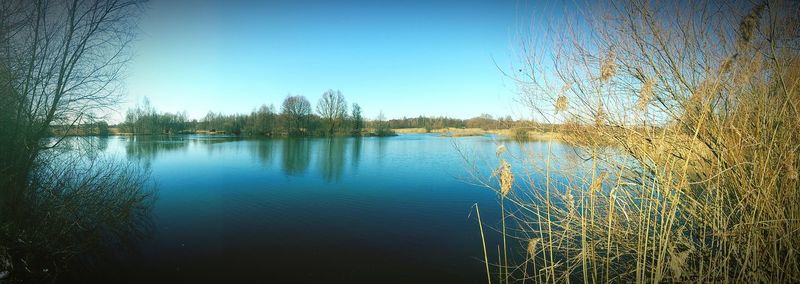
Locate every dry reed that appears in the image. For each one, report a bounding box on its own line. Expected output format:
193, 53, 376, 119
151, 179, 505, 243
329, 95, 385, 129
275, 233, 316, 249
470, 0, 800, 283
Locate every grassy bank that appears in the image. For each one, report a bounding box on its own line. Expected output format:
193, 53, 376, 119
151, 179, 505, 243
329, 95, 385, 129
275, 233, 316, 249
393, 127, 564, 141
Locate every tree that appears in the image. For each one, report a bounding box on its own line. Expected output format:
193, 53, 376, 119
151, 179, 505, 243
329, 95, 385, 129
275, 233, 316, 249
122, 100, 191, 135
0, 0, 152, 280
95, 121, 109, 136
351, 103, 363, 134
1, 0, 143, 214
374, 111, 395, 136
245, 104, 276, 136
466, 114, 499, 130
281, 95, 311, 136
316, 89, 347, 136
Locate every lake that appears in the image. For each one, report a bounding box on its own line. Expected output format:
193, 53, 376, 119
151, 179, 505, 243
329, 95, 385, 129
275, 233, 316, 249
71, 134, 557, 283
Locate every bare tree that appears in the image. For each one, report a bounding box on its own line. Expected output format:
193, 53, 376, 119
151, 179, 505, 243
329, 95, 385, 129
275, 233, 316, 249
0, 1, 152, 280
316, 89, 347, 136
1, 0, 144, 214
245, 104, 276, 136
351, 103, 363, 134
281, 95, 311, 136
373, 110, 394, 136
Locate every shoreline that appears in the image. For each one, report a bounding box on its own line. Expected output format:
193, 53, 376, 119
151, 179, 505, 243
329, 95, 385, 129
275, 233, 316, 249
392, 127, 563, 141
50, 127, 564, 141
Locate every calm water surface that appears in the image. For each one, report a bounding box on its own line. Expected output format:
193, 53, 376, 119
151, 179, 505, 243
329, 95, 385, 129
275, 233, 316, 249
77, 134, 564, 283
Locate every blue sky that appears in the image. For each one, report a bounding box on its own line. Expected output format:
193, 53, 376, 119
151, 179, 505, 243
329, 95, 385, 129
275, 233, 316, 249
121, 0, 549, 122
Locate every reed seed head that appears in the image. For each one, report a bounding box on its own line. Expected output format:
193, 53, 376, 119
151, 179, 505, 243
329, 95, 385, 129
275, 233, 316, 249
527, 238, 541, 256
600, 52, 617, 82
594, 106, 607, 127
555, 95, 569, 113
738, 3, 765, 48
555, 83, 571, 113
669, 247, 692, 280
565, 189, 575, 210
498, 159, 513, 197
590, 171, 608, 192
637, 79, 655, 111
720, 57, 733, 74
496, 144, 507, 157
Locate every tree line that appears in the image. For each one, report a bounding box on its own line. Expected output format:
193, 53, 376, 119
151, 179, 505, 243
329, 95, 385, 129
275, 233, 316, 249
387, 114, 521, 131
120, 94, 529, 137
121, 90, 372, 137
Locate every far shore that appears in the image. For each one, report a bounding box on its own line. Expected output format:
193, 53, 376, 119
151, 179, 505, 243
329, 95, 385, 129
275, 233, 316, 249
392, 127, 563, 141
55, 126, 564, 141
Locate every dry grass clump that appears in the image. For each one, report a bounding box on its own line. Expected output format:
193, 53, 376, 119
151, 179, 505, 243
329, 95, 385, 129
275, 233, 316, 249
435, 128, 487, 137
470, 0, 800, 283
391, 127, 428, 134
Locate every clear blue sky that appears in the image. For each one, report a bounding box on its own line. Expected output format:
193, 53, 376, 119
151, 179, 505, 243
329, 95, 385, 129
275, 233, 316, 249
121, 0, 550, 122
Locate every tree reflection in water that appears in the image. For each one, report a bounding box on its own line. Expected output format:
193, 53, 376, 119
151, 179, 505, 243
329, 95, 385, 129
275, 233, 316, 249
120, 135, 377, 184
319, 138, 346, 183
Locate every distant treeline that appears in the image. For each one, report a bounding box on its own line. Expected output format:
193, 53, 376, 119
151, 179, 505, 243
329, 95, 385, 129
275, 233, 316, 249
119, 90, 391, 137
49, 121, 111, 136
387, 114, 522, 131
117, 96, 535, 137
117, 92, 533, 137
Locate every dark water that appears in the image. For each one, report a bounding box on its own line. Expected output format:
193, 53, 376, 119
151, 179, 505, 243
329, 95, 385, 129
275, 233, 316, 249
76, 134, 555, 283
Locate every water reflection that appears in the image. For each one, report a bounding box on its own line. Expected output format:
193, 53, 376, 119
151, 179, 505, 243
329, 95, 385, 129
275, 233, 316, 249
281, 138, 311, 176
97, 134, 544, 283
318, 138, 346, 183
122, 135, 238, 168
51, 136, 110, 160
351, 137, 362, 170
254, 139, 275, 167
121, 135, 369, 183
376, 136, 387, 165
124, 136, 189, 168
119, 135, 585, 187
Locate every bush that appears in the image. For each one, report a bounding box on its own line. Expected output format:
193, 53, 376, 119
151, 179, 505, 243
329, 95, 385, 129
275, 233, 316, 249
0, 151, 155, 281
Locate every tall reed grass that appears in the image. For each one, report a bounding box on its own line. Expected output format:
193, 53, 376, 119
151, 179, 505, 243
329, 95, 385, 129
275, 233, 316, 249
471, 0, 800, 282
